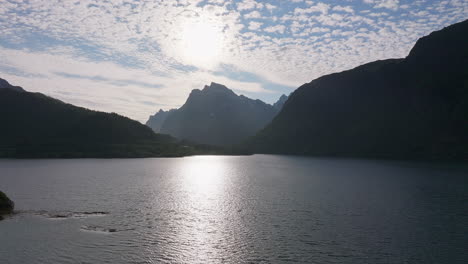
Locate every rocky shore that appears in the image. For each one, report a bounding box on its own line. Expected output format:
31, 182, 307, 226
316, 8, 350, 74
0, 191, 14, 220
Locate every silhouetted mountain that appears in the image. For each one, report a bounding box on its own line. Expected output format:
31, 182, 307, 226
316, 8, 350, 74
156, 82, 284, 146
146, 109, 176, 133
0, 81, 207, 158
0, 78, 25, 92
249, 19, 468, 160
273, 94, 288, 110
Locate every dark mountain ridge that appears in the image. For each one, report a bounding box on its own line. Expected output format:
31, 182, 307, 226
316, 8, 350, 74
0, 80, 204, 158
0, 78, 25, 92
249, 19, 468, 160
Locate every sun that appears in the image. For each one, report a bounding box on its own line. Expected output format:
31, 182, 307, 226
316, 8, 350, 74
177, 20, 224, 69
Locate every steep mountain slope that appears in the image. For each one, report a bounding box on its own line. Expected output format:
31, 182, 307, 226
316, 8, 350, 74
158, 82, 285, 146
146, 109, 176, 133
273, 94, 288, 110
0, 80, 198, 158
249, 19, 468, 160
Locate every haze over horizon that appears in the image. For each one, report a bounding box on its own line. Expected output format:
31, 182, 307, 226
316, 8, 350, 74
1, 0, 467, 122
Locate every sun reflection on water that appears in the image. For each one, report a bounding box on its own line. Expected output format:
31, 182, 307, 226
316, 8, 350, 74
173, 156, 233, 263
180, 156, 228, 195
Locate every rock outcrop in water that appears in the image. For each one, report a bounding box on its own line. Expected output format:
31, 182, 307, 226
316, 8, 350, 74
0, 191, 14, 220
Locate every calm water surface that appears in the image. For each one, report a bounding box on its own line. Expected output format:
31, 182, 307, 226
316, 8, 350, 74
0, 155, 467, 263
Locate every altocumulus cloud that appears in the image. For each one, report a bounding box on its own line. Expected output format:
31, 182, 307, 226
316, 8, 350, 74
0, 0, 467, 122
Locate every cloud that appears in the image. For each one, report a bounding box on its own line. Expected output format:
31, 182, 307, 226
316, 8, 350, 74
332, 6, 354, 14
244, 11, 262, 19
265, 4, 277, 11
53, 72, 164, 89
294, 3, 330, 15
363, 0, 400, 11
248, 21, 263, 30
264, 25, 286, 34
236, 0, 263, 11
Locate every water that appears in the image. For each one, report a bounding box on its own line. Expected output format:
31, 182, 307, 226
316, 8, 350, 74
0, 155, 467, 264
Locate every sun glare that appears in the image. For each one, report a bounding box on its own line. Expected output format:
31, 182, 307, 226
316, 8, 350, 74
177, 20, 224, 69
180, 156, 227, 194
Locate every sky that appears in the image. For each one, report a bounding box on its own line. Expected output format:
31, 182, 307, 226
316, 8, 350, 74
0, 0, 467, 122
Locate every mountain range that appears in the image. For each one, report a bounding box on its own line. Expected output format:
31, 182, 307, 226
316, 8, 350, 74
0, 79, 212, 158
1, 19, 467, 160
248, 19, 468, 160
146, 82, 287, 146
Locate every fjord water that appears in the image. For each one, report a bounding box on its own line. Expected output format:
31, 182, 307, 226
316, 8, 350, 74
0, 156, 467, 263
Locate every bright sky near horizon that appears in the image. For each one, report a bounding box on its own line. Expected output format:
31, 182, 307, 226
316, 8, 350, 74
0, 0, 467, 122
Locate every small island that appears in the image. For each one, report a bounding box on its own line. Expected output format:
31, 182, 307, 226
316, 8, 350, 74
0, 191, 14, 220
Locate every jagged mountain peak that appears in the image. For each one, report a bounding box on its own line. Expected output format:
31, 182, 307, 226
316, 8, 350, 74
201, 82, 237, 96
